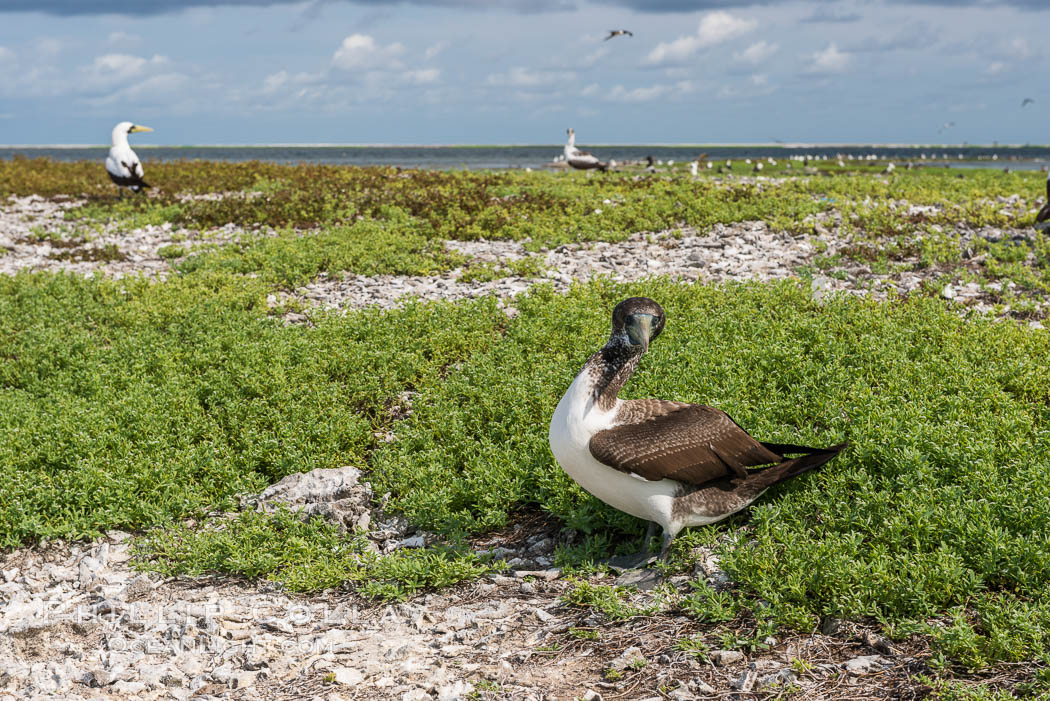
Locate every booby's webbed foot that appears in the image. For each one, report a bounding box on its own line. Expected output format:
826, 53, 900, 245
605, 550, 657, 571
613, 567, 661, 590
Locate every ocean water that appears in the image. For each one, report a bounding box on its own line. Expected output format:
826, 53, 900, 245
1, 145, 1049, 171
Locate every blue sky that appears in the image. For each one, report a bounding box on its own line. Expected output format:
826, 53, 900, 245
0, 0, 1046, 145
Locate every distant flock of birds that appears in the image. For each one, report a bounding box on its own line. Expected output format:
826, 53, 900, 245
107, 119, 1050, 234
556, 127, 1050, 187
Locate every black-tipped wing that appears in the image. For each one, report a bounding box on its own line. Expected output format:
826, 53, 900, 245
589, 400, 784, 485
108, 168, 150, 191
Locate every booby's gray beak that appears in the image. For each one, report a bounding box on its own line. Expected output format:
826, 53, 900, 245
626, 313, 654, 347
129, 125, 153, 133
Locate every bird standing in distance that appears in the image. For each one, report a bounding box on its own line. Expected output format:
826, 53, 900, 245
548, 297, 846, 565
106, 121, 153, 194
1022, 97, 1035, 108
564, 128, 608, 172
1036, 171, 1050, 231
604, 29, 633, 40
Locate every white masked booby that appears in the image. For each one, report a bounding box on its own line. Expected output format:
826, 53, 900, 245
564, 128, 608, 172
106, 121, 153, 193
548, 297, 846, 562
1037, 171, 1050, 231
604, 29, 633, 41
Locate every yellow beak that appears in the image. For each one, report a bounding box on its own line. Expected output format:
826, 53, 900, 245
129, 125, 154, 133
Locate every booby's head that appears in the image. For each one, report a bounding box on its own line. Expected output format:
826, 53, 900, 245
111, 121, 154, 145
609, 297, 665, 352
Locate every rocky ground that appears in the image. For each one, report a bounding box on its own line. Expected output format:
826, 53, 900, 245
3, 194, 1047, 326
0, 195, 253, 279
1, 466, 961, 701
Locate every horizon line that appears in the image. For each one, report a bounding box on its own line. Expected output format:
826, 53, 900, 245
1, 142, 1048, 149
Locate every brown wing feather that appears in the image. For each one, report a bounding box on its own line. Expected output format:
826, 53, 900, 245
588, 400, 783, 485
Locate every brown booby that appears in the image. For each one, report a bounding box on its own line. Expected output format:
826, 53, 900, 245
564, 128, 608, 172
106, 121, 153, 193
604, 29, 633, 41
548, 297, 846, 561
1037, 171, 1050, 231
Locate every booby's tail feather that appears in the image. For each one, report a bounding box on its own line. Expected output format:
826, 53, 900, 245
760, 441, 845, 458
747, 442, 847, 487
739, 440, 844, 491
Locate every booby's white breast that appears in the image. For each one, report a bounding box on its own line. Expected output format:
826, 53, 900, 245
548, 369, 678, 529
106, 146, 138, 179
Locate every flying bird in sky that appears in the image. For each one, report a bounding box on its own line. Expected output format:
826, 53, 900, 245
1022, 98, 1035, 107
604, 29, 633, 41
938, 121, 955, 134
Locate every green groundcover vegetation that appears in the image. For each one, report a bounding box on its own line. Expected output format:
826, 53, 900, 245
2, 159, 1050, 677
3, 269, 1050, 668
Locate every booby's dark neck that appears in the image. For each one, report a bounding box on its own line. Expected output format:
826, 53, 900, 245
583, 340, 644, 412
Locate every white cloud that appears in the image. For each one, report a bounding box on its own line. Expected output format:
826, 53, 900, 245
1005, 38, 1031, 60
401, 68, 440, 85
579, 46, 610, 69
262, 70, 289, 95
734, 41, 778, 65
606, 83, 672, 102
717, 74, 776, 99
331, 34, 405, 71
807, 43, 850, 74
257, 35, 439, 107
486, 66, 576, 87
696, 12, 756, 47
88, 71, 188, 106
117, 72, 186, 99
580, 83, 599, 97
984, 61, 1007, 76
261, 70, 323, 96
0, 47, 15, 62
85, 53, 170, 85
423, 40, 449, 61
645, 12, 756, 66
